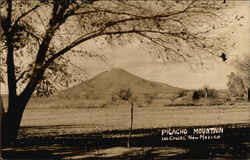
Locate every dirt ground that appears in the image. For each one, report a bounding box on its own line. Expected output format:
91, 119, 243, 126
2, 102, 250, 159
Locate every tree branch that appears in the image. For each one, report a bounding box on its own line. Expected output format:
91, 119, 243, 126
11, 5, 40, 31
22, 27, 42, 45
29, 0, 228, 91
34, 1, 71, 67
74, 9, 139, 17
16, 70, 30, 83
5, 0, 18, 108
43, 28, 106, 69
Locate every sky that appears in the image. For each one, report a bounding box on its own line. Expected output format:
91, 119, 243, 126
71, 2, 249, 90
0, 1, 249, 94
73, 41, 233, 90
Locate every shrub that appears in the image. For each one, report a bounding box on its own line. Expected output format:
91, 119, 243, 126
207, 88, 218, 98
203, 85, 218, 99
144, 93, 154, 105
227, 72, 246, 98
197, 89, 206, 98
117, 88, 133, 101
193, 91, 200, 100
178, 90, 188, 98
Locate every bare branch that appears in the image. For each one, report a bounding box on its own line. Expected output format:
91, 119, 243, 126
22, 27, 42, 45
74, 9, 139, 17
11, 5, 40, 31
43, 28, 106, 69
16, 69, 30, 83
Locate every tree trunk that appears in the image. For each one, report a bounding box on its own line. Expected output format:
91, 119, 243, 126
1, 97, 28, 147
1, 108, 24, 147
1, 86, 36, 147
0, 96, 4, 118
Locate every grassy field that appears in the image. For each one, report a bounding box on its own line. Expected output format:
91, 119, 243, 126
2, 102, 250, 159
20, 102, 249, 134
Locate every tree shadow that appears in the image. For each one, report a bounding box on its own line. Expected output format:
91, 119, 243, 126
2, 124, 250, 159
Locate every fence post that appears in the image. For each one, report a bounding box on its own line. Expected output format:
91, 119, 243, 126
248, 88, 250, 102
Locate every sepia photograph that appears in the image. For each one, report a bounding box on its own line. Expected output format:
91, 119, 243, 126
0, 0, 249, 159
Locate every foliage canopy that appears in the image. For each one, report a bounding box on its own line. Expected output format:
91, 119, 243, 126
0, 0, 240, 96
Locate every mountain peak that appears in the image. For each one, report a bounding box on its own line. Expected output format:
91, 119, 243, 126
109, 68, 126, 72
59, 68, 183, 99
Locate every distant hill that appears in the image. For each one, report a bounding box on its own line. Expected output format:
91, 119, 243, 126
57, 68, 184, 99
1, 69, 232, 109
